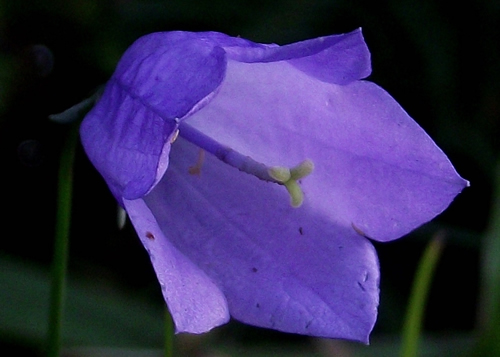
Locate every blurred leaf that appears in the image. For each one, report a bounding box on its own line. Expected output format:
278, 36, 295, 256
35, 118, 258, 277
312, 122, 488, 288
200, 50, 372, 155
334, 334, 474, 357
473, 163, 500, 356
0, 254, 164, 350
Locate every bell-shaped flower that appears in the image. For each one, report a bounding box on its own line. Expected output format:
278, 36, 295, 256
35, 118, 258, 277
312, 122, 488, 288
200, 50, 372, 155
80, 29, 468, 343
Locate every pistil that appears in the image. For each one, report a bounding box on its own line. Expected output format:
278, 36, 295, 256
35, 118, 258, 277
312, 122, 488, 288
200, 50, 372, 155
178, 123, 313, 207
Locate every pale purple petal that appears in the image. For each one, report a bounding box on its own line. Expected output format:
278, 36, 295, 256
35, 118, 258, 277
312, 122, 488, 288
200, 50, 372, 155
113, 32, 227, 119
80, 82, 177, 201
80, 29, 373, 201
123, 197, 230, 333
221, 28, 371, 84
142, 137, 380, 342
287, 30, 371, 84
79, 30, 468, 343
80, 33, 227, 201
186, 60, 468, 242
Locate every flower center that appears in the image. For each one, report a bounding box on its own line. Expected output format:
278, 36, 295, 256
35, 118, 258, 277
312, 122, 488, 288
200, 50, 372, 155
178, 123, 314, 207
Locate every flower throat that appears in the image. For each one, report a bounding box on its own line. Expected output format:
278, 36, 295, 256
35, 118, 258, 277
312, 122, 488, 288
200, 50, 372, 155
177, 123, 314, 207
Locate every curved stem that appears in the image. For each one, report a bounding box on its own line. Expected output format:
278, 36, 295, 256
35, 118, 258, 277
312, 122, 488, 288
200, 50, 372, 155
165, 308, 174, 357
47, 124, 78, 356
400, 233, 444, 357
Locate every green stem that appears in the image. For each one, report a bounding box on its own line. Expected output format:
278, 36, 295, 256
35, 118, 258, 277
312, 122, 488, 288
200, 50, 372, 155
473, 163, 500, 356
46, 124, 78, 356
400, 233, 445, 357
165, 308, 174, 357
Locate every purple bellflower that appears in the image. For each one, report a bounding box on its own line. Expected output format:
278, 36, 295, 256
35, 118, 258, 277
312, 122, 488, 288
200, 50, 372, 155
80, 29, 468, 343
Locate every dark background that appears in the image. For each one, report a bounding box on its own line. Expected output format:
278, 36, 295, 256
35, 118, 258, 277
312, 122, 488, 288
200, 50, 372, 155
0, 0, 497, 356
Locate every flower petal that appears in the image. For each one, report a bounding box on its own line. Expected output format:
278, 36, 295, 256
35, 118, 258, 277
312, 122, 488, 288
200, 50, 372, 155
222, 28, 371, 84
186, 59, 468, 242
80, 32, 228, 201
123, 197, 230, 333
80, 82, 177, 201
143, 138, 380, 343
113, 32, 227, 119
287, 29, 371, 84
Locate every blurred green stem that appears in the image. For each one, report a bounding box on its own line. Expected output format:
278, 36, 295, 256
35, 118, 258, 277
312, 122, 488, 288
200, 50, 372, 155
47, 124, 78, 356
473, 164, 500, 356
400, 233, 445, 357
165, 308, 174, 357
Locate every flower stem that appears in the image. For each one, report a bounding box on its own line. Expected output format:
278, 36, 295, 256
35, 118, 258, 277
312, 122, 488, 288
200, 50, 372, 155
400, 233, 445, 357
46, 124, 78, 356
165, 308, 174, 357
